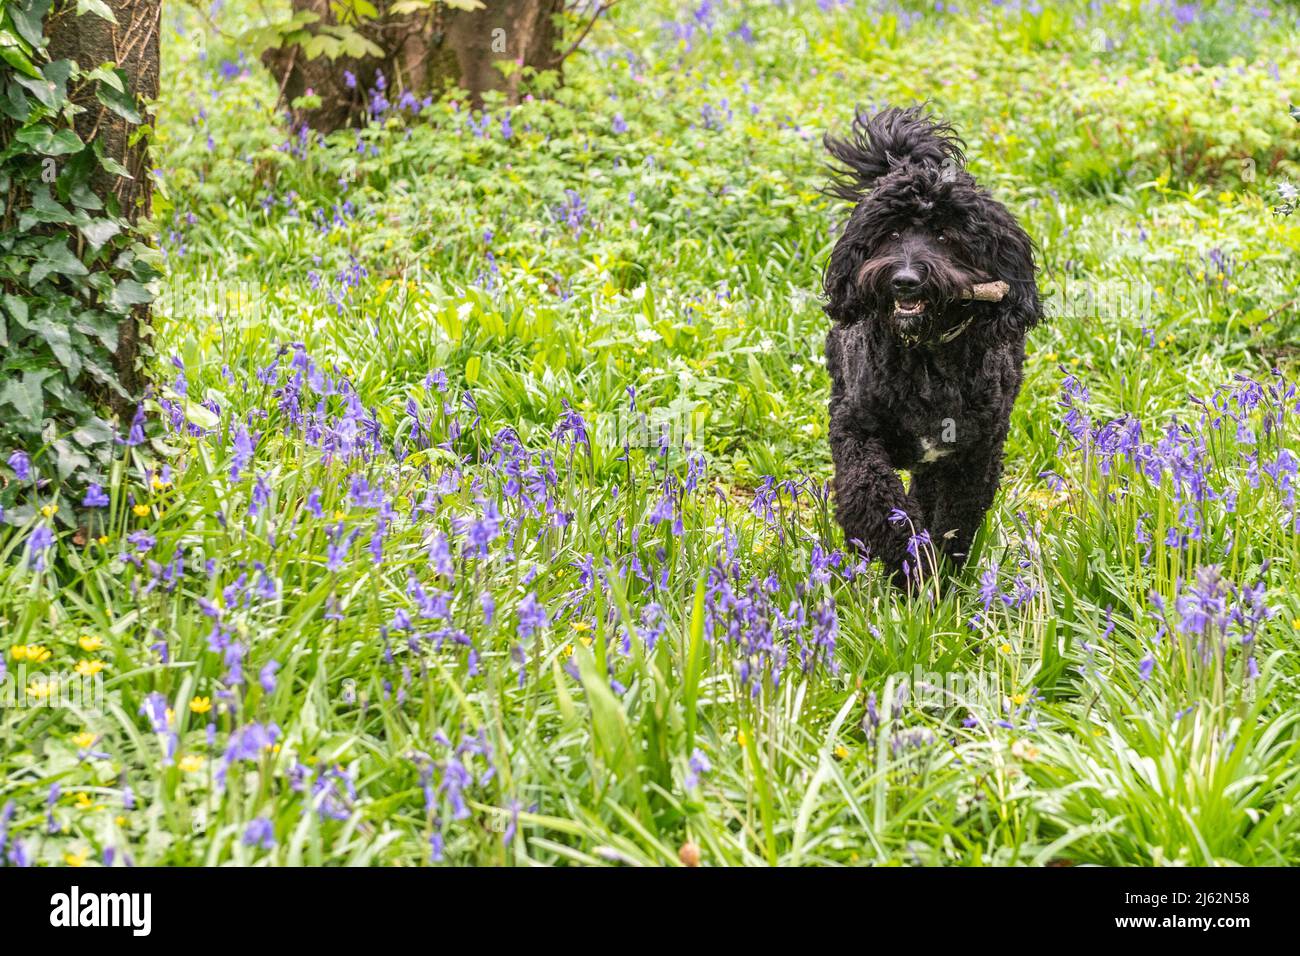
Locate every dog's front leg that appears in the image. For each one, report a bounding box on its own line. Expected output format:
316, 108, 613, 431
830, 428, 924, 583
910, 445, 1004, 571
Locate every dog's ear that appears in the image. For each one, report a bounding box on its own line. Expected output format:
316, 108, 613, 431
823, 226, 870, 324
982, 204, 1042, 338
824, 105, 965, 203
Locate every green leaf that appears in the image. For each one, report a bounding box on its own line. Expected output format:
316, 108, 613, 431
10, 0, 53, 48
573, 642, 643, 797
75, 0, 118, 23
683, 566, 707, 755
108, 278, 152, 313
97, 153, 132, 179
0, 45, 43, 80
95, 73, 142, 123
0, 368, 50, 428
30, 238, 89, 285
69, 181, 104, 211
83, 64, 124, 92
79, 218, 120, 251
49, 438, 91, 481
15, 125, 85, 156
18, 185, 75, 231
73, 308, 119, 352
14, 71, 59, 109
2, 293, 30, 327
1, 79, 32, 121
32, 308, 78, 375
71, 416, 114, 449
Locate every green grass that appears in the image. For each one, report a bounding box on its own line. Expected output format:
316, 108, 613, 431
3, 0, 1300, 866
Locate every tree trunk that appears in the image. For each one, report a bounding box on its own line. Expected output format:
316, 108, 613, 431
442, 0, 565, 104
46, 0, 160, 419
264, 0, 569, 134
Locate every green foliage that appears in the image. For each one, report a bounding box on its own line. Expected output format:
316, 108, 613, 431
240, 7, 383, 62
0, 0, 156, 522
3, 0, 1300, 868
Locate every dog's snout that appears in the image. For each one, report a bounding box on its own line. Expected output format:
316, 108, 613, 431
890, 268, 922, 295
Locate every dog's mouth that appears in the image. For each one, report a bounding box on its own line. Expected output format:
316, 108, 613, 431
892, 299, 932, 345
893, 298, 929, 318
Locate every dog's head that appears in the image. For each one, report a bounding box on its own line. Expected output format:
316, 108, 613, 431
822, 106, 1040, 346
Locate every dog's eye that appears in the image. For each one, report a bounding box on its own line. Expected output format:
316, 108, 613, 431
890, 231, 900, 241
937, 233, 948, 244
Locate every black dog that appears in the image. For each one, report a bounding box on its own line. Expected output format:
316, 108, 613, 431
822, 106, 1041, 585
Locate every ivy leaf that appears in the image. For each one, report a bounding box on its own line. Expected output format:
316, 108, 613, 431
14, 71, 60, 109
96, 151, 132, 179
75, 0, 118, 23
108, 277, 152, 313
42, 58, 72, 97
1, 79, 32, 121
2, 293, 29, 327
82, 355, 129, 398
95, 73, 142, 123
18, 185, 75, 231
49, 438, 91, 481
69, 181, 103, 210
0, 45, 43, 80
71, 416, 114, 449
34, 310, 79, 377
15, 124, 85, 156
9, 0, 53, 49
73, 308, 119, 352
0, 368, 50, 429
79, 218, 120, 251
29, 238, 89, 285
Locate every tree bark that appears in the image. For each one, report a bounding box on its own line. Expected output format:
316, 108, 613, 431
442, 0, 565, 104
264, 0, 569, 134
46, 0, 160, 418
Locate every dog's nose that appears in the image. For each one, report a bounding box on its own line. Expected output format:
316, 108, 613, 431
891, 269, 922, 295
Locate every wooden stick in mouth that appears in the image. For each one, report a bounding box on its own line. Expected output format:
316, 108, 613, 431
963, 280, 1009, 302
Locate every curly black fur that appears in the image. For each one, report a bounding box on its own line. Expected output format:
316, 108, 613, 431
822, 106, 1042, 585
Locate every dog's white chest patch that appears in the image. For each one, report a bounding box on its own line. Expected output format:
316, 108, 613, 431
920, 438, 953, 463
